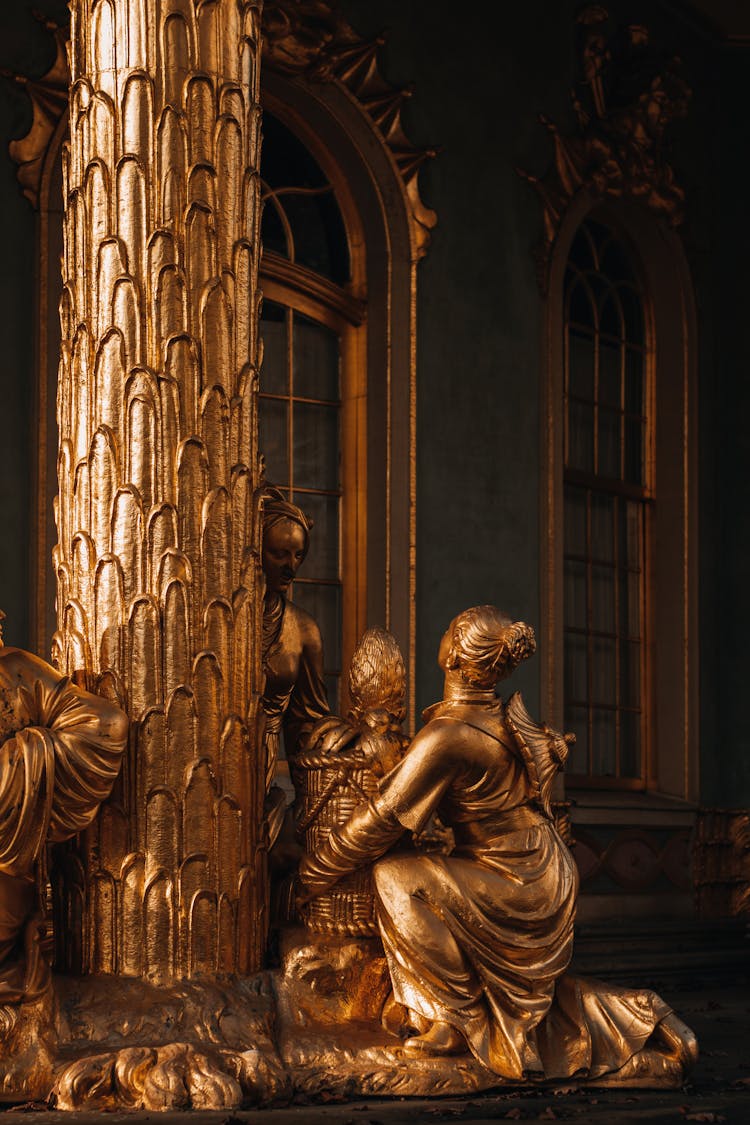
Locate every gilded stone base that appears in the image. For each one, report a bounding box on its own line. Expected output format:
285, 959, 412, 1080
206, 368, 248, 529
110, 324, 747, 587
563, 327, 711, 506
0, 990, 56, 1102
272, 929, 690, 1098
273, 927, 503, 1097
0, 932, 691, 1110
0, 974, 288, 1111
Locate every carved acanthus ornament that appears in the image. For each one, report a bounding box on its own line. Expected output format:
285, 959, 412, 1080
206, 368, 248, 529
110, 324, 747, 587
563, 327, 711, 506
262, 0, 437, 257
5, 0, 437, 256
521, 5, 690, 290
2, 14, 69, 209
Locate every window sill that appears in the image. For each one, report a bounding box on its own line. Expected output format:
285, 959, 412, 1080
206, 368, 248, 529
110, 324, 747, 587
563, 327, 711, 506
567, 788, 697, 827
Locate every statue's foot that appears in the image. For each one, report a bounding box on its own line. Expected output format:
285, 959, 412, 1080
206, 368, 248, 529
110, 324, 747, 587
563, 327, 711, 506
403, 1020, 465, 1057
653, 1012, 699, 1070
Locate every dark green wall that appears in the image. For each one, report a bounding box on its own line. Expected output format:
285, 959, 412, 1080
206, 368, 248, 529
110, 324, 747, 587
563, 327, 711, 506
0, 1, 68, 649
343, 0, 578, 714
0, 1, 748, 803
341, 1, 750, 802
704, 49, 750, 805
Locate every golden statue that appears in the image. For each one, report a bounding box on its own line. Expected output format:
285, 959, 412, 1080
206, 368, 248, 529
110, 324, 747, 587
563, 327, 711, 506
260, 486, 353, 846
0, 611, 127, 1005
294, 626, 409, 936
297, 606, 697, 1084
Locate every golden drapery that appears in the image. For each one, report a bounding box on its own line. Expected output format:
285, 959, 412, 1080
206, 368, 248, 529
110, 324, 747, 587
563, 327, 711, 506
299, 697, 684, 1081
0, 647, 127, 1001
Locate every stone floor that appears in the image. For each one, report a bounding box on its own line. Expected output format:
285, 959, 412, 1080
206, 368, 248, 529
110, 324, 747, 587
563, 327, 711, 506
1, 976, 747, 1123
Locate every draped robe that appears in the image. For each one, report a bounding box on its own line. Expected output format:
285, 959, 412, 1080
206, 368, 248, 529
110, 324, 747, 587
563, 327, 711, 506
299, 697, 681, 1081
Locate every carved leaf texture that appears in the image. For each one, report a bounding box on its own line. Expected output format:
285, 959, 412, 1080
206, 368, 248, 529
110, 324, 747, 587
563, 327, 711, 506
57, 0, 265, 980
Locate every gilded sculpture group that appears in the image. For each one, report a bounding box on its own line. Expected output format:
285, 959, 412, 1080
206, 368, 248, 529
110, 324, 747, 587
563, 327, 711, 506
0, 487, 696, 1089
259, 490, 697, 1081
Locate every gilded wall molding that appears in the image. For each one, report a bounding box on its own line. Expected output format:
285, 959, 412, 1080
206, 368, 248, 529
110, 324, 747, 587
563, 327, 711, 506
521, 5, 690, 292
5, 1, 437, 257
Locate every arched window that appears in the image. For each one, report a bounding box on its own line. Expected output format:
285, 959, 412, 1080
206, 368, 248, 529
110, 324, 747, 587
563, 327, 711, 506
562, 220, 650, 786
257, 110, 363, 708
541, 199, 698, 806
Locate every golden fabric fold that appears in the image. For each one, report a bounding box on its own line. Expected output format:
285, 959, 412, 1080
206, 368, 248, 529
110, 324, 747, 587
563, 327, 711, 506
299, 692, 694, 1081
0, 650, 127, 865
0, 647, 127, 1000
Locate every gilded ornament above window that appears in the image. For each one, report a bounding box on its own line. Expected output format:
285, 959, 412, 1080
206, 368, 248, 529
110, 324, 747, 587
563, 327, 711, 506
520, 5, 690, 291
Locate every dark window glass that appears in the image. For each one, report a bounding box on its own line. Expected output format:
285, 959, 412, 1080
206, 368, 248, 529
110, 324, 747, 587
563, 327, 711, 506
258, 304, 343, 708
562, 220, 650, 784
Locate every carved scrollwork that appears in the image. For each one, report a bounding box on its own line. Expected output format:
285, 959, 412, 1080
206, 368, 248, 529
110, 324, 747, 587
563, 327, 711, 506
2, 13, 69, 209
520, 5, 690, 291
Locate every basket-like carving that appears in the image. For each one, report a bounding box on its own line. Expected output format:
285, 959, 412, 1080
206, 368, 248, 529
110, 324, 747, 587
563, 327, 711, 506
293, 748, 380, 937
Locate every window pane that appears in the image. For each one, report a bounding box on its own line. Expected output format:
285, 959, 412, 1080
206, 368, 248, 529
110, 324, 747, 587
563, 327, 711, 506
568, 329, 594, 400
598, 406, 620, 479
260, 111, 350, 284
564, 485, 587, 556
567, 401, 594, 472
624, 417, 644, 485
260, 303, 287, 395
564, 560, 587, 630
600, 237, 634, 283
564, 631, 587, 703
620, 710, 641, 778
625, 571, 641, 639
293, 314, 340, 401
258, 396, 288, 487
619, 284, 643, 343
622, 640, 641, 707
293, 402, 339, 490
591, 493, 614, 562
592, 709, 616, 776
598, 293, 622, 338
591, 565, 615, 634
298, 492, 339, 581
293, 582, 341, 673
260, 199, 289, 259
563, 220, 649, 785
625, 347, 644, 414
592, 637, 616, 706
568, 283, 594, 331
598, 340, 621, 408
564, 704, 589, 774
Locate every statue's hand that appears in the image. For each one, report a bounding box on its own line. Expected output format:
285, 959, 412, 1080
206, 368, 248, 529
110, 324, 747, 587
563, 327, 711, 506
305, 715, 358, 756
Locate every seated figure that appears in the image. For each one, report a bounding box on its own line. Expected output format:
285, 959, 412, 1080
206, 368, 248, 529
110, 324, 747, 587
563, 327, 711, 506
298, 605, 696, 1083
0, 613, 128, 1003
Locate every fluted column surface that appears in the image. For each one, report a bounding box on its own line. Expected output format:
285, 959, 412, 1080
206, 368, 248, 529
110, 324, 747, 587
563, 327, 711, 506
54, 0, 265, 980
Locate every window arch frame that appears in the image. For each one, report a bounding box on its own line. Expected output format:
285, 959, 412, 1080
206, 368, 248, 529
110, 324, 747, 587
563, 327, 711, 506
542, 193, 699, 802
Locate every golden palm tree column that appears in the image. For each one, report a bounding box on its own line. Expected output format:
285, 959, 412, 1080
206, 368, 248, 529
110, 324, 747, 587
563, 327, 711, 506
53, 0, 266, 981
